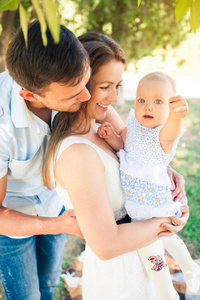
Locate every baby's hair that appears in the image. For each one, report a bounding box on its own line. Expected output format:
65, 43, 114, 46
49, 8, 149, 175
140, 72, 176, 94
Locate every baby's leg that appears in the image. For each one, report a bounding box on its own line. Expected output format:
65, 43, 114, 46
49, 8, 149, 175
162, 235, 200, 293
138, 238, 179, 300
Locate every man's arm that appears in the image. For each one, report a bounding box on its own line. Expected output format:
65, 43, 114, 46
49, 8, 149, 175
167, 166, 186, 203
0, 175, 83, 237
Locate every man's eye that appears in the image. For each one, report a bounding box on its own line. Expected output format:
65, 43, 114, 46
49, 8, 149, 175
139, 99, 145, 103
155, 99, 161, 104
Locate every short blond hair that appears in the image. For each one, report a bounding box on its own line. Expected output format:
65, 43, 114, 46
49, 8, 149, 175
139, 72, 176, 94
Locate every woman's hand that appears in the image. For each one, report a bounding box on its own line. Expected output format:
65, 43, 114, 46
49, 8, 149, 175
159, 205, 189, 237
167, 166, 186, 203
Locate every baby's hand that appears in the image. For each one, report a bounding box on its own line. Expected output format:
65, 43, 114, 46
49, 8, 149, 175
169, 96, 188, 119
97, 122, 115, 139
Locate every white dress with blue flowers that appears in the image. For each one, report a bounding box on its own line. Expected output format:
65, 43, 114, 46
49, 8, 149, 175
118, 109, 182, 220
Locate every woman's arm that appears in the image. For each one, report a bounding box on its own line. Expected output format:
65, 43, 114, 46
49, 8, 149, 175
55, 143, 188, 260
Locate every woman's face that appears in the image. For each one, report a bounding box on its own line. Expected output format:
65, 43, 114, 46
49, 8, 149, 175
87, 60, 124, 120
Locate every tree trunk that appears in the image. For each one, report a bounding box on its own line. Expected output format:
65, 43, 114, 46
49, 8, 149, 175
0, 10, 18, 72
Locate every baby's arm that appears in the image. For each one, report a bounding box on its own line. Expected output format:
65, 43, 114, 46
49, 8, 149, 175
98, 105, 125, 135
97, 122, 127, 151
159, 96, 188, 153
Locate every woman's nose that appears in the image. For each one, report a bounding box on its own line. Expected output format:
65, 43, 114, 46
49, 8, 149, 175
107, 89, 118, 103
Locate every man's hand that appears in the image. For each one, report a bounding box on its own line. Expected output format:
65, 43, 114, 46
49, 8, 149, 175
169, 96, 188, 119
56, 209, 84, 238
167, 166, 186, 203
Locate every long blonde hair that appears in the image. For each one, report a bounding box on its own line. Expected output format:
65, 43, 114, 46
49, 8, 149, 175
42, 32, 126, 189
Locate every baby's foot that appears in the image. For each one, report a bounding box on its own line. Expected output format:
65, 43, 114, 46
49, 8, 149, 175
184, 262, 200, 293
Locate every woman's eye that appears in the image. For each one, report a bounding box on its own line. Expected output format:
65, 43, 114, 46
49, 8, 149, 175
155, 99, 161, 104
100, 86, 109, 90
139, 99, 145, 103
116, 84, 122, 89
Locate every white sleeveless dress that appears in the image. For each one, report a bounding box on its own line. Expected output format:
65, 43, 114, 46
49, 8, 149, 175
52, 136, 155, 300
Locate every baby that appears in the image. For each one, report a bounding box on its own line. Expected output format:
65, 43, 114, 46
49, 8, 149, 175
98, 72, 200, 299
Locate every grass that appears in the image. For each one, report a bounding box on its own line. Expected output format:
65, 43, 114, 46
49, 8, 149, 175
170, 98, 200, 258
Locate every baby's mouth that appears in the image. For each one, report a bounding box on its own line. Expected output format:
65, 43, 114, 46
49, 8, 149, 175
143, 115, 153, 119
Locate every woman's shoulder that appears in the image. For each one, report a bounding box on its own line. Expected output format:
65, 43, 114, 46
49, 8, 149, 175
55, 136, 105, 184
56, 136, 105, 164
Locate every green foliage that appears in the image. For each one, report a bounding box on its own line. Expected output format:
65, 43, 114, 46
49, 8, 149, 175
63, 0, 188, 62
175, 0, 200, 33
175, 0, 192, 22
31, 0, 48, 45
19, 3, 28, 47
0, 0, 18, 11
42, 0, 60, 43
0, 0, 60, 46
1, 0, 200, 50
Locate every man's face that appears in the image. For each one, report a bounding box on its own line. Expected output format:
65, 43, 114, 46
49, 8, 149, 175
33, 67, 91, 112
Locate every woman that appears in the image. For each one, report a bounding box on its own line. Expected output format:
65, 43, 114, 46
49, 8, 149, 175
42, 33, 188, 299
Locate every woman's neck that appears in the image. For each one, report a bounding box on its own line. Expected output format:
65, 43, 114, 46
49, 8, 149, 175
72, 112, 96, 135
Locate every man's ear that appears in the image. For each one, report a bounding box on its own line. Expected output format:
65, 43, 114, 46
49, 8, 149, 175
19, 89, 36, 102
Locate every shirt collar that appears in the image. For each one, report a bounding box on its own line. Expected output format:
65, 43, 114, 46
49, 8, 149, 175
11, 81, 29, 128
10, 81, 57, 134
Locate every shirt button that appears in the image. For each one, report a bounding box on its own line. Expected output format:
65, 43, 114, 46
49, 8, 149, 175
0, 107, 3, 117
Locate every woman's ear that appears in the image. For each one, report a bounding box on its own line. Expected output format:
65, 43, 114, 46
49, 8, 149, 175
19, 89, 36, 102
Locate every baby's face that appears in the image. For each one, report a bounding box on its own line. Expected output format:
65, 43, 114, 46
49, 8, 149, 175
134, 78, 175, 128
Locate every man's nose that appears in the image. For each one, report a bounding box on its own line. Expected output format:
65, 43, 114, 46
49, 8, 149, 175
78, 87, 91, 102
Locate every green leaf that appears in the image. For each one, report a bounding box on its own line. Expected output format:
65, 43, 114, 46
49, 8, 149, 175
42, 0, 60, 43
31, 0, 47, 46
19, 3, 28, 48
0, 0, 19, 11
137, 0, 142, 7
175, 0, 192, 22
190, 0, 200, 33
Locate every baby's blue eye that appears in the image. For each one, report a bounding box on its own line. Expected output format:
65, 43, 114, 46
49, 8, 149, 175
139, 99, 145, 103
155, 99, 161, 104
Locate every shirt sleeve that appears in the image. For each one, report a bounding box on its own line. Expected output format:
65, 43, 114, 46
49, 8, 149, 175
0, 135, 9, 179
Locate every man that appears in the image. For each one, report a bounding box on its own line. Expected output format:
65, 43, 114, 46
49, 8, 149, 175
0, 20, 91, 300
